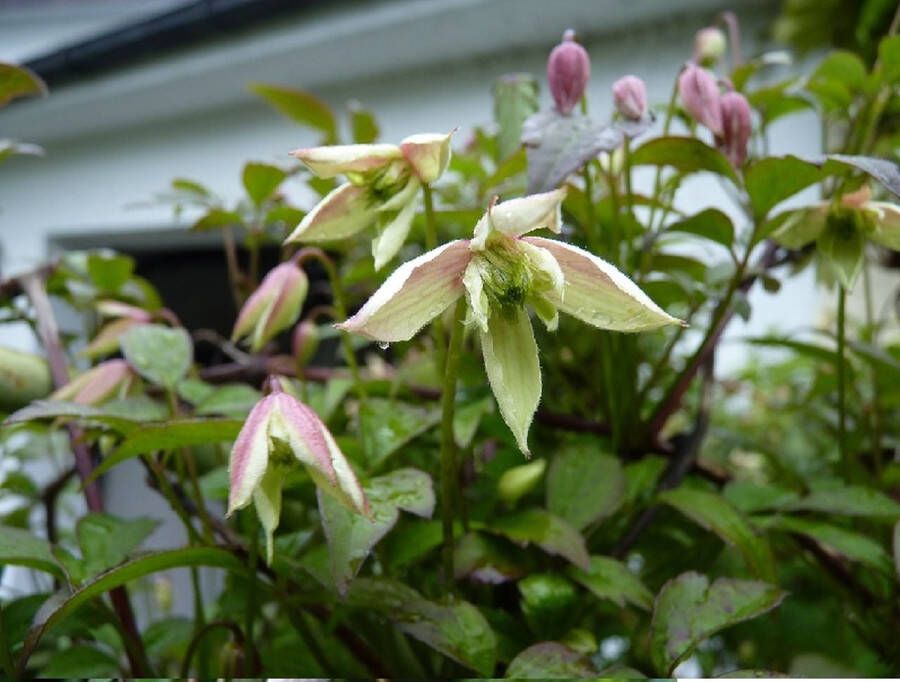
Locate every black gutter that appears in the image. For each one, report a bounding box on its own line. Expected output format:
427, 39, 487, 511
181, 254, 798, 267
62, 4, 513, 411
24, 0, 330, 88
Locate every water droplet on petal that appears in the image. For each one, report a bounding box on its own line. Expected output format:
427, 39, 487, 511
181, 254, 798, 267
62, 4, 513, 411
377, 341, 390, 351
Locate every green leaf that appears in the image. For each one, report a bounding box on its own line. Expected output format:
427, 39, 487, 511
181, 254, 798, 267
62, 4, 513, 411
454, 532, 526, 583
723, 481, 801, 514
345, 577, 497, 676
666, 208, 735, 248
242, 162, 287, 207
818, 217, 865, 289
249, 82, 337, 143
824, 154, 900, 199
518, 573, 577, 638
89, 418, 244, 482
806, 51, 866, 110
493, 73, 539, 160
76, 513, 159, 578
650, 572, 786, 675
546, 443, 624, 530
87, 251, 135, 294
630, 136, 739, 184
0, 62, 46, 107
349, 103, 380, 143
762, 515, 893, 573
194, 383, 261, 417
569, 555, 653, 611
453, 396, 494, 449
0, 525, 62, 576
3, 400, 140, 433
192, 208, 244, 231
120, 324, 192, 388
786, 484, 900, 519
358, 398, 439, 467
659, 488, 776, 581
893, 521, 900, 580
489, 508, 589, 569
19, 547, 245, 664
878, 35, 900, 84
506, 642, 596, 678
744, 156, 822, 219
41, 644, 120, 678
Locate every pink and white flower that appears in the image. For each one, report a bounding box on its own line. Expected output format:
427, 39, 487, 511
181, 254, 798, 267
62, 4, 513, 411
227, 378, 368, 562
232, 262, 308, 352
51, 359, 136, 405
338, 190, 682, 454
285, 132, 453, 270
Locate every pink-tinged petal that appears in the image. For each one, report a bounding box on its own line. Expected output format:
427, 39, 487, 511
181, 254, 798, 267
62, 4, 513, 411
232, 276, 275, 343
80, 318, 143, 359
400, 131, 454, 184
268, 393, 337, 484
96, 300, 152, 322
372, 194, 418, 270
319, 426, 369, 515
480, 307, 541, 456
338, 240, 472, 342
253, 467, 283, 564
678, 64, 722, 135
284, 183, 377, 244
227, 395, 274, 515
867, 201, 900, 250
462, 261, 489, 333
289, 143, 401, 178
525, 237, 683, 331
249, 264, 309, 352
472, 189, 566, 249
50, 359, 133, 405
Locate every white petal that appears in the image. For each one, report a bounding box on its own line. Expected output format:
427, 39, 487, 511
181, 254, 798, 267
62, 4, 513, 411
285, 183, 376, 243
320, 427, 368, 515
770, 205, 827, 250
253, 467, 283, 564
338, 240, 472, 342
228, 396, 274, 515
289, 143, 401, 178
400, 131, 454, 184
462, 260, 490, 333
376, 175, 420, 213
480, 308, 541, 455
867, 201, 900, 250
525, 237, 682, 331
372, 194, 418, 270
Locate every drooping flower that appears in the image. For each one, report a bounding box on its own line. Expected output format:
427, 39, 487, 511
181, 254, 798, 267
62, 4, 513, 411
678, 64, 722, 135
232, 262, 308, 352
612, 75, 648, 121
339, 190, 682, 454
285, 132, 453, 270
717, 91, 752, 167
227, 377, 368, 562
51, 359, 136, 405
693, 26, 727, 66
547, 29, 591, 115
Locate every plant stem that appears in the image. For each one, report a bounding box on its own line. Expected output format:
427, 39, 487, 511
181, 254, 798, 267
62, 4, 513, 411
244, 514, 260, 650
581, 167, 600, 253
423, 184, 448, 374
862, 262, 883, 472
439, 299, 466, 588
222, 226, 245, 309
190, 566, 210, 679
836, 284, 848, 465
0, 601, 15, 681
622, 136, 636, 269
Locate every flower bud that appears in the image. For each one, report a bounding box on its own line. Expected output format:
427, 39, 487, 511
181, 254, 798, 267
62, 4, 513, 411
547, 29, 590, 115
612, 75, 648, 121
51, 359, 135, 405
232, 262, 308, 352
693, 26, 727, 66
718, 91, 752, 167
291, 320, 319, 369
678, 64, 722, 135
497, 459, 546, 504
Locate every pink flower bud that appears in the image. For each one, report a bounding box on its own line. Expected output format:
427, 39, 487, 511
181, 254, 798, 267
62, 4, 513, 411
612, 75, 648, 121
678, 64, 722, 135
718, 91, 752, 167
232, 262, 308, 353
693, 26, 727, 66
291, 320, 319, 369
547, 29, 590, 115
51, 359, 135, 405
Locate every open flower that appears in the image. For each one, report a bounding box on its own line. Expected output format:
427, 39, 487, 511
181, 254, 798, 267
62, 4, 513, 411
285, 133, 453, 270
339, 190, 682, 454
51, 359, 136, 405
227, 378, 368, 562
232, 261, 308, 352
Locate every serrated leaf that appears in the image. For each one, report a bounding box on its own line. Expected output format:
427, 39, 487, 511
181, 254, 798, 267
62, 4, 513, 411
659, 488, 776, 581
489, 508, 589, 569
744, 156, 822, 219
0, 525, 62, 576
242, 162, 287, 207
630, 136, 739, 184
569, 555, 653, 611
120, 324, 192, 388
358, 398, 439, 467
506, 642, 596, 678
493, 73, 539, 160
786, 484, 900, 519
523, 110, 623, 192
346, 577, 497, 676
249, 82, 337, 143
546, 443, 624, 530
666, 208, 735, 248
650, 572, 786, 675
0, 62, 46, 107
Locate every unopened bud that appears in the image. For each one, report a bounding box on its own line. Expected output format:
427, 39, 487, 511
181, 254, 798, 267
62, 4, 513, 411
232, 262, 308, 352
547, 29, 590, 115
291, 320, 319, 369
612, 75, 648, 121
51, 359, 135, 405
497, 459, 546, 504
718, 91, 752, 167
678, 64, 722, 135
693, 26, 727, 66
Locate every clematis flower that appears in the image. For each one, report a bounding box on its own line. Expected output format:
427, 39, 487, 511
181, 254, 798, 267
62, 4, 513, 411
232, 261, 308, 352
679, 64, 722, 136
227, 377, 368, 562
285, 132, 453, 270
717, 91, 752, 167
339, 190, 682, 454
51, 359, 136, 405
